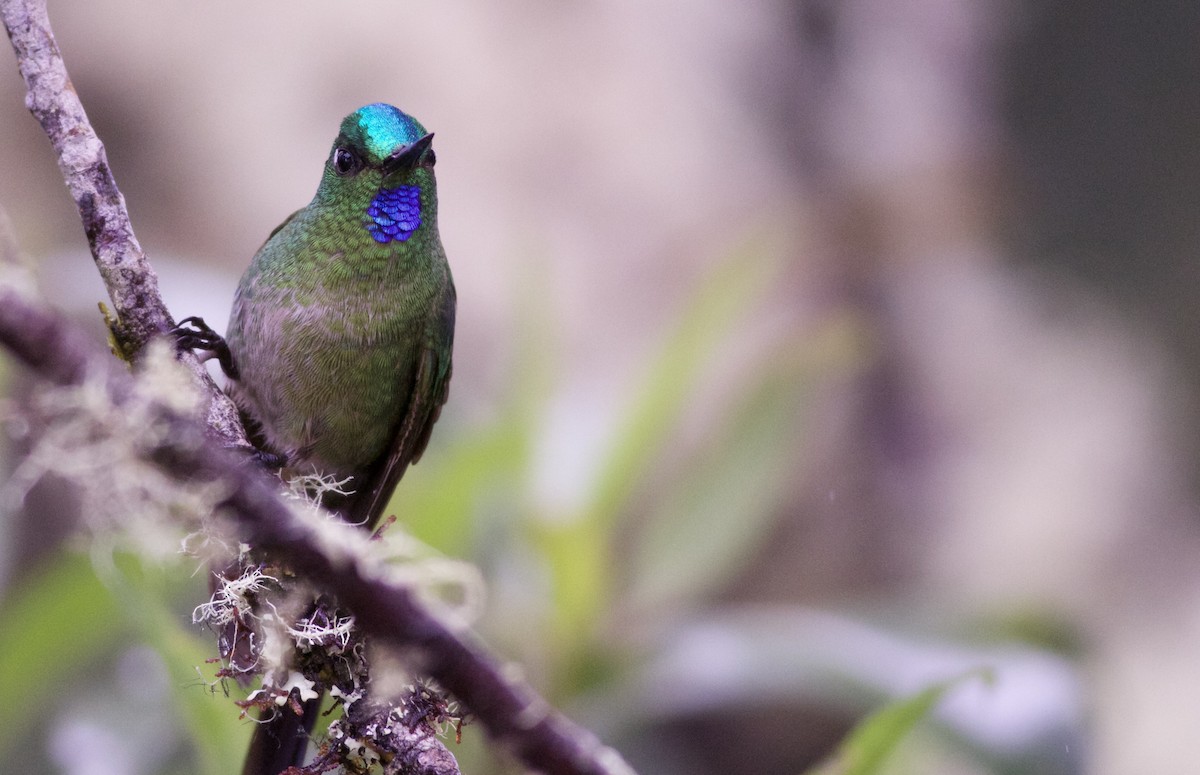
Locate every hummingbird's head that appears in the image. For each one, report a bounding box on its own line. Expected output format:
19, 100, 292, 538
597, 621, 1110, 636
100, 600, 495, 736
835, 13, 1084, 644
317, 103, 438, 245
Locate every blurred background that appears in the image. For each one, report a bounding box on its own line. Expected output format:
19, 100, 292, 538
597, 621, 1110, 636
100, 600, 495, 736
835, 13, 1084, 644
1, 1, 1199, 773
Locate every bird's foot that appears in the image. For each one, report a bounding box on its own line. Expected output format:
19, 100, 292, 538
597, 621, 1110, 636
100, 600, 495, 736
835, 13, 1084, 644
251, 449, 287, 470
169, 316, 239, 379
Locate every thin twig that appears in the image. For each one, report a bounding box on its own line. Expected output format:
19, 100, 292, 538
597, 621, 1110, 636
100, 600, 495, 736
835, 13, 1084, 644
2, 0, 159, 341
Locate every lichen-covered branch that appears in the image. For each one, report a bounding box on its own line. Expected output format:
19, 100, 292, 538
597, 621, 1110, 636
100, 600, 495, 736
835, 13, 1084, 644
0, 283, 635, 775
0, 0, 248, 451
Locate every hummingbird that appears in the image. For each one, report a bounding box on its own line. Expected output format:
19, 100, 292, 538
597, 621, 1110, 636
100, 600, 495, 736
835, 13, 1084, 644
226, 102, 455, 528
175, 103, 455, 774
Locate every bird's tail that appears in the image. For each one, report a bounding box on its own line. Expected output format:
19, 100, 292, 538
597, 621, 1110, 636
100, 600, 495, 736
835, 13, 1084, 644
241, 693, 323, 775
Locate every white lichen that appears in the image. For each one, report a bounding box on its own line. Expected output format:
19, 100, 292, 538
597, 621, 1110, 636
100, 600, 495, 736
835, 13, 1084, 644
279, 670, 319, 703
191, 566, 278, 626
2, 340, 222, 560
286, 609, 356, 652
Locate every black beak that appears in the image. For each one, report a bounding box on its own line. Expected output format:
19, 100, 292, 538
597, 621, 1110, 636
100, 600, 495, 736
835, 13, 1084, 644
383, 132, 434, 175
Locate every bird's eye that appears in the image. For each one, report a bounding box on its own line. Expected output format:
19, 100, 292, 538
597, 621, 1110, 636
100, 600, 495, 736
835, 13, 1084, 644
333, 147, 359, 176
422, 148, 437, 168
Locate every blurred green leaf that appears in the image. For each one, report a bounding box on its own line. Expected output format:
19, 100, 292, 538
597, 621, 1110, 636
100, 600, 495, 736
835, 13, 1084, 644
588, 238, 784, 532
0, 550, 249, 773
627, 312, 867, 613
628, 342, 801, 613
805, 671, 987, 775
0, 551, 125, 755
395, 419, 529, 556
105, 554, 251, 775
534, 515, 609, 655
539, 240, 787, 649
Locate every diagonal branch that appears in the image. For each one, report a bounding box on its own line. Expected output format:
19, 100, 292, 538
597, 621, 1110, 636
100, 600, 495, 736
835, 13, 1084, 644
0, 283, 635, 775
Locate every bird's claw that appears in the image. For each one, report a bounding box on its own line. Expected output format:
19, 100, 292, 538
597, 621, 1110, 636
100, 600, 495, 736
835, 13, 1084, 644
169, 316, 240, 380
251, 449, 287, 470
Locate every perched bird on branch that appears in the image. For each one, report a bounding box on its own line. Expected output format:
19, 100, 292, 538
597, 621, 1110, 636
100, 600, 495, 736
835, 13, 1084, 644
177, 102, 455, 775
